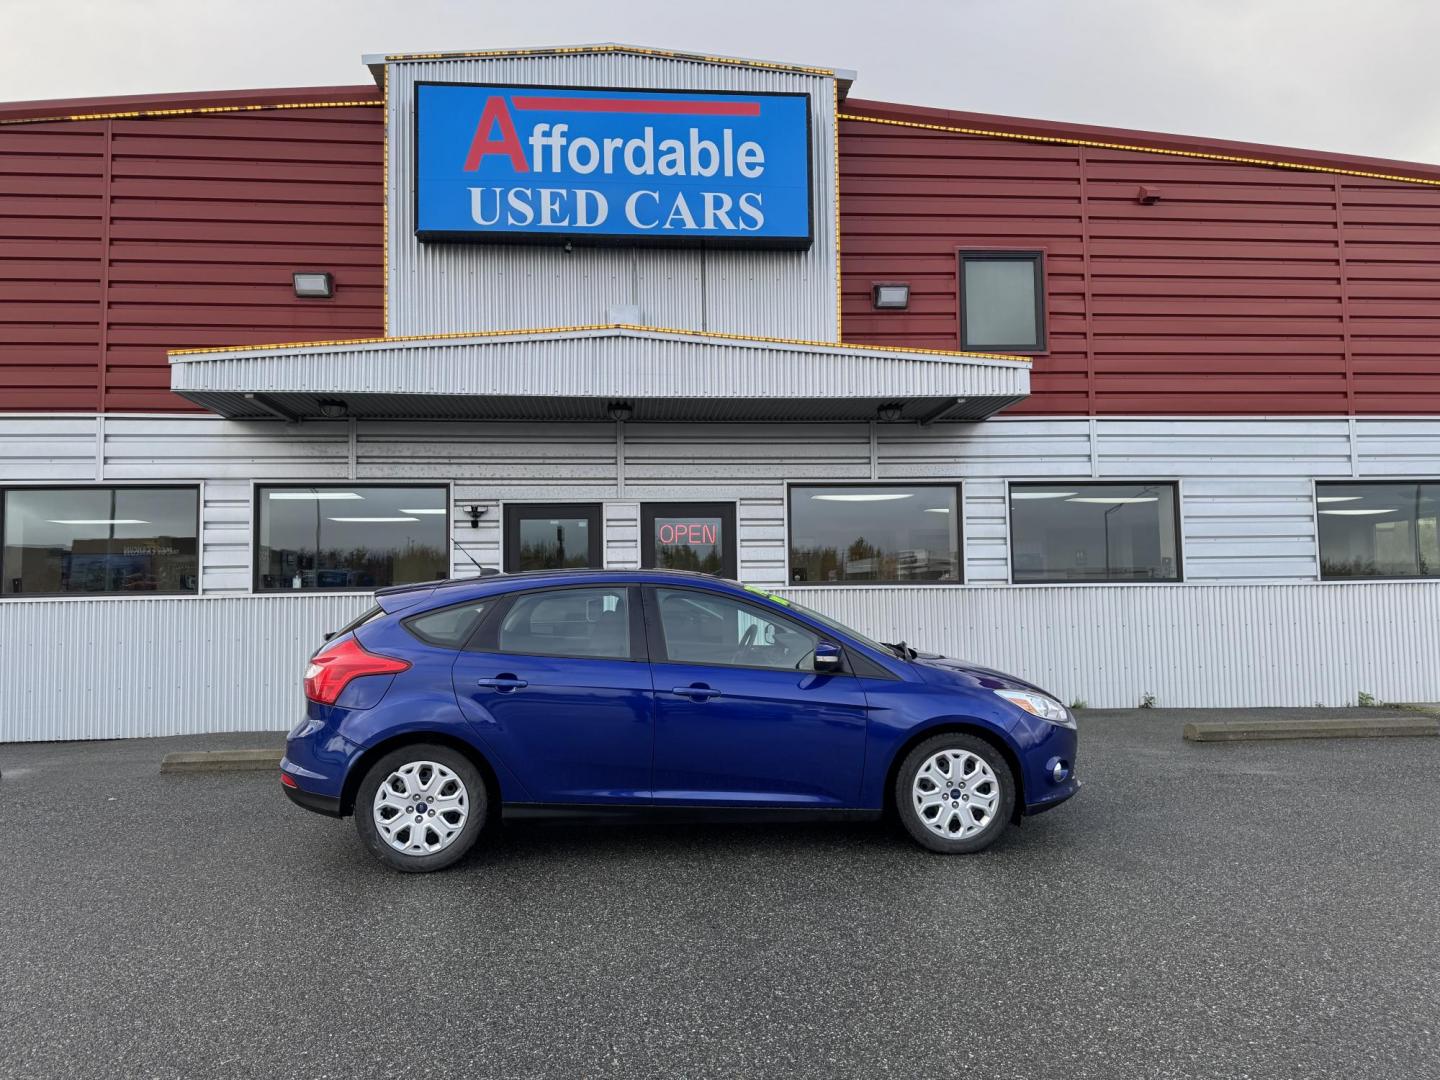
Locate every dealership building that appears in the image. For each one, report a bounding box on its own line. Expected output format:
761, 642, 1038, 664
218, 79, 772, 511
3, 43, 1439, 741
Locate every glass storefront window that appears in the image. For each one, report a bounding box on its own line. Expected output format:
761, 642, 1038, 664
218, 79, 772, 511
1317, 482, 1439, 579
2, 486, 199, 596
1009, 482, 1181, 583
255, 485, 449, 592
503, 504, 601, 572
788, 485, 962, 584
641, 502, 736, 577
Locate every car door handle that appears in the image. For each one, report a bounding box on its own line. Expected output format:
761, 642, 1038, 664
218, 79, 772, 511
670, 684, 722, 701
477, 676, 528, 692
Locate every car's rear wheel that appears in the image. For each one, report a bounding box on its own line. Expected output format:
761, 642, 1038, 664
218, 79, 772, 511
354, 744, 487, 872
895, 733, 1015, 854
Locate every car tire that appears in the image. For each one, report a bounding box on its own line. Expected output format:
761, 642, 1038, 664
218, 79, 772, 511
895, 732, 1015, 854
354, 743, 488, 873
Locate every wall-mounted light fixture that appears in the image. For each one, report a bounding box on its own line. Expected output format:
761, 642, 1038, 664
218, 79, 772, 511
317, 399, 347, 419
871, 282, 910, 310
462, 504, 487, 529
292, 271, 335, 298
877, 403, 904, 423
1137, 186, 1161, 205
607, 402, 634, 422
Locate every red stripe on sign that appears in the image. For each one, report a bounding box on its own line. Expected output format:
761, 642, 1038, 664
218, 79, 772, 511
510, 96, 761, 117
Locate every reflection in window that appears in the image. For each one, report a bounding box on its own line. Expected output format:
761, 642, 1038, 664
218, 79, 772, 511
497, 587, 630, 659
2, 486, 199, 596
1317, 482, 1439, 579
642, 502, 735, 576
960, 252, 1045, 351
655, 587, 820, 671
504, 504, 601, 572
1010, 483, 1180, 582
788, 485, 961, 584
256, 485, 448, 592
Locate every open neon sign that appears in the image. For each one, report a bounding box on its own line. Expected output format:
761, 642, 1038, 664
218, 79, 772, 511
656, 521, 719, 546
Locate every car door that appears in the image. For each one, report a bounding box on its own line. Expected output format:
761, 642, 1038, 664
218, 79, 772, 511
644, 585, 870, 807
452, 584, 653, 805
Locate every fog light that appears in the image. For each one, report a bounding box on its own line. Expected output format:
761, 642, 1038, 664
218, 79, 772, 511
1048, 758, 1069, 784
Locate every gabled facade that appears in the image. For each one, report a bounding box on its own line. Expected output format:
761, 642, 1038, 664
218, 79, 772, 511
2, 44, 1438, 739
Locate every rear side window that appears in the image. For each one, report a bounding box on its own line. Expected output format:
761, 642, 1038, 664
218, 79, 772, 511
404, 600, 492, 649
497, 587, 632, 660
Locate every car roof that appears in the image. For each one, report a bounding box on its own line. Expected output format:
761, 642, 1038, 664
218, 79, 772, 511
373, 568, 756, 609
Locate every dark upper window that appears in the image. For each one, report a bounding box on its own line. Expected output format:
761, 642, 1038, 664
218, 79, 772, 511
503, 504, 601, 572
1010, 483, 1181, 583
653, 587, 822, 672
959, 251, 1046, 352
255, 484, 448, 592
404, 600, 492, 649
496, 586, 632, 660
1, 486, 199, 597
788, 485, 962, 585
1317, 482, 1439, 579
641, 502, 736, 577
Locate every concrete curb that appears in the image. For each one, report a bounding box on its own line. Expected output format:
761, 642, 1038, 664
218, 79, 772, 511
1184, 717, 1440, 742
160, 749, 283, 773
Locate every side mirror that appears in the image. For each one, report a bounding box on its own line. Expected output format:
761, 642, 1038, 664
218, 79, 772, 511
814, 641, 842, 672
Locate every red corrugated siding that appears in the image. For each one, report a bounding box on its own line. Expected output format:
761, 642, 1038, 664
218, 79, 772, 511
0, 90, 383, 412
839, 105, 1440, 415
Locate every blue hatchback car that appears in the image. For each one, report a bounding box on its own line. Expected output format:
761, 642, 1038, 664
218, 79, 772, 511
282, 569, 1079, 871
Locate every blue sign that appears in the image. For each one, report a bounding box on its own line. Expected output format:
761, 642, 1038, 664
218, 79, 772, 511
413, 83, 812, 248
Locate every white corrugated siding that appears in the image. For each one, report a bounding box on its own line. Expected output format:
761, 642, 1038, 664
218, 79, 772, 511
0, 594, 371, 742
383, 54, 839, 341
2, 581, 1436, 741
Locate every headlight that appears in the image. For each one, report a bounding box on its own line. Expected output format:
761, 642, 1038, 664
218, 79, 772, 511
994, 689, 1074, 728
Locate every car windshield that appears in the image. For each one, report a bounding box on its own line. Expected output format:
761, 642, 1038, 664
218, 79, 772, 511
760, 592, 893, 657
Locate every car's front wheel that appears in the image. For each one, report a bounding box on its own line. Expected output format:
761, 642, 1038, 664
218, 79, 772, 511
895, 733, 1015, 854
354, 744, 488, 872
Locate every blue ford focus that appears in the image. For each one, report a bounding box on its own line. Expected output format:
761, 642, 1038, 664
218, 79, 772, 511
282, 569, 1079, 872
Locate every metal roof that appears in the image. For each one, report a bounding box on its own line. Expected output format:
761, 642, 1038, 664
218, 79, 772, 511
362, 43, 855, 97
169, 324, 1028, 424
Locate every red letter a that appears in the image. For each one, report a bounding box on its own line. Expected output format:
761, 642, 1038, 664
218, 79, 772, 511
463, 97, 529, 173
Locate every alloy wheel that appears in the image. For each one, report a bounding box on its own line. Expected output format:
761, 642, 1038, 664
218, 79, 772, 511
372, 760, 469, 855
912, 748, 1000, 839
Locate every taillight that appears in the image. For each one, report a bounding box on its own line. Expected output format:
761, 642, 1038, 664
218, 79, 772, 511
303, 636, 411, 705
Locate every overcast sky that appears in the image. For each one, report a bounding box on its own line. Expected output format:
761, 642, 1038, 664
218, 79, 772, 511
6, 0, 1439, 164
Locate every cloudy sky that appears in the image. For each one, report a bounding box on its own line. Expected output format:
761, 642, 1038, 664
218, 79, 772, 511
6, 0, 1438, 164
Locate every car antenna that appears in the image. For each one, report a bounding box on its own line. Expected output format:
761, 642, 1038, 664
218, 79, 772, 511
456, 543, 491, 577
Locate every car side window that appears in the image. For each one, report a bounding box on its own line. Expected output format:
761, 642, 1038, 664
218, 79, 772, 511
496, 587, 632, 660
653, 587, 822, 672
404, 600, 491, 649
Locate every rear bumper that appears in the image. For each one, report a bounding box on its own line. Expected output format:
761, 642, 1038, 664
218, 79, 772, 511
282, 779, 343, 818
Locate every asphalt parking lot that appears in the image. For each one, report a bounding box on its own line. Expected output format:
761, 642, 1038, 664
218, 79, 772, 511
1, 710, 1437, 1080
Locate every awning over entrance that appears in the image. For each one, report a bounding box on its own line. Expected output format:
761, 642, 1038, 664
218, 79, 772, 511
169, 324, 1030, 423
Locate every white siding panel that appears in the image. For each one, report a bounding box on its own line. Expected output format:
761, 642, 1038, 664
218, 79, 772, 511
0, 594, 371, 741
738, 497, 787, 586
102, 417, 350, 480
0, 417, 98, 481
878, 420, 1093, 478
1354, 419, 1440, 476
1181, 479, 1319, 582
1095, 419, 1353, 477
606, 502, 641, 569
963, 478, 1009, 584
201, 479, 253, 593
